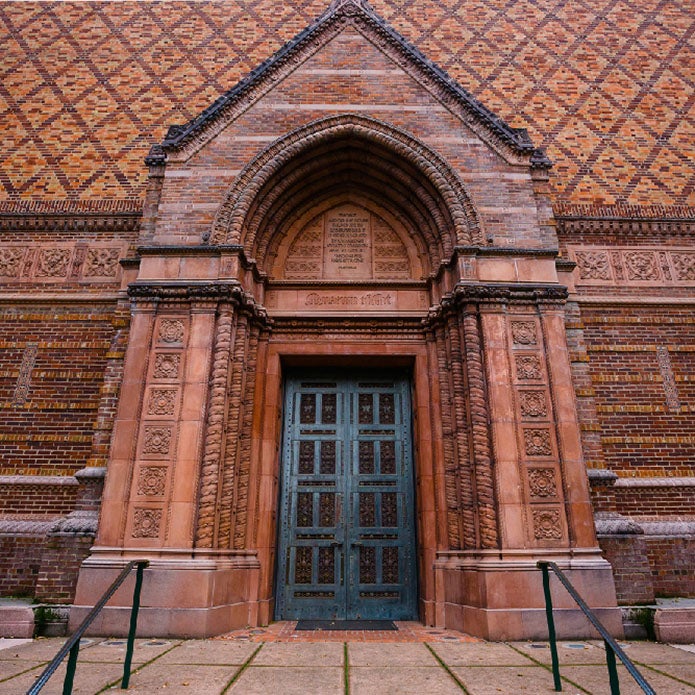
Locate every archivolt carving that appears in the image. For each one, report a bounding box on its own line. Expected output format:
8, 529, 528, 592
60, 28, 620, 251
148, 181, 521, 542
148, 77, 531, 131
206, 114, 484, 253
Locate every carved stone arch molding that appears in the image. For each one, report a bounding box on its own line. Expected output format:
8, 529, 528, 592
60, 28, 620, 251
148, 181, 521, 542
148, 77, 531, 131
206, 114, 485, 269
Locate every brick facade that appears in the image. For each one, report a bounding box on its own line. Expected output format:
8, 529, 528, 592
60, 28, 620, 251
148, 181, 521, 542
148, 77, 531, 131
0, 0, 693, 631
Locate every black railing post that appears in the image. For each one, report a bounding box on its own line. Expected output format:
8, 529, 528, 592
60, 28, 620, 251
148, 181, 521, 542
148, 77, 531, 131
536, 561, 655, 695
540, 561, 563, 692
27, 559, 149, 695
604, 639, 620, 695
121, 561, 147, 689
62, 642, 80, 695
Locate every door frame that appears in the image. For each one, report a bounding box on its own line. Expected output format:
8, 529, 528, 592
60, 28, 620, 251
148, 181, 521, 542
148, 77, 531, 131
274, 369, 418, 621
247, 340, 446, 627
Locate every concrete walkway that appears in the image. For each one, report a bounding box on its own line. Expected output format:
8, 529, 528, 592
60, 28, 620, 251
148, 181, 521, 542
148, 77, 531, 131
1, 632, 694, 694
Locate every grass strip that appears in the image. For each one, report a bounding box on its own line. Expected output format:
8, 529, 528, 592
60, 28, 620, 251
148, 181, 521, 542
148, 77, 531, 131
506, 642, 592, 694
221, 643, 264, 694
94, 641, 183, 694
344, 642, 350, 695
0, 662, 47, 685
424, 642, 470, 693
635, 661, 695, 688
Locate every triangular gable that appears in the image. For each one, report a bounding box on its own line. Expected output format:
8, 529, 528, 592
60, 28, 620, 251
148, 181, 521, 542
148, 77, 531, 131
148, 0, 550, 168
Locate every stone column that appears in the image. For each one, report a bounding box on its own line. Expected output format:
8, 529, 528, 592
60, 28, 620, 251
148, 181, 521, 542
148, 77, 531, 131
434, 284, 621, 640
72, 283, 269, 638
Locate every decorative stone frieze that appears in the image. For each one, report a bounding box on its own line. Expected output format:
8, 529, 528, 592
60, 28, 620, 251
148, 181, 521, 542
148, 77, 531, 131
0, 242, 127, 283
568, 245, 695, 286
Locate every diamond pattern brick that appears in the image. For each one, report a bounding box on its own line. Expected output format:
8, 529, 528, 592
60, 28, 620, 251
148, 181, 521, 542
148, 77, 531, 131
0, 0, 693, 209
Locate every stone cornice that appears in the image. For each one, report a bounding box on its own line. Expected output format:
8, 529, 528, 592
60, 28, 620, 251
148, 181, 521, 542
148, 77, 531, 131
424, 283, 569, 327
0, 211, 141, 233
127, 281, 270, 323
454, 245, 559, 258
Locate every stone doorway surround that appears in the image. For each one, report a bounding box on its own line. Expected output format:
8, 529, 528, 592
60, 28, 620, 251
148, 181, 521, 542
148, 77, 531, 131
71, 0, 622, 640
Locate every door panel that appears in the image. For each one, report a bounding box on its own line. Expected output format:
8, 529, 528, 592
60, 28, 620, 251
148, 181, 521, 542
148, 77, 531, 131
276, 373, 417, 621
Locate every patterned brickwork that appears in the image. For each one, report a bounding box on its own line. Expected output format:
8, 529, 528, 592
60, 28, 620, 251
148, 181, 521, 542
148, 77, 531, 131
580, 305, 695, 477
0, 306, 120, 475
0, 0, 693, 208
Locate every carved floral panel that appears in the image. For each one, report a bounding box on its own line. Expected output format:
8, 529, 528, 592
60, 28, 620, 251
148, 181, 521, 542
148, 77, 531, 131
131, 508, 162, 538
0, 243, 125, 283
528, 468, 558, 498
523, 428, 553, 457
532, 508, 563, 540
511, 320, 538, 346
137, 466, 168, 496
569, 246, 695, 286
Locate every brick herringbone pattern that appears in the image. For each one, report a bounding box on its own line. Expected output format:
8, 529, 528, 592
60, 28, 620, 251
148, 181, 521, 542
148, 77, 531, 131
0, 0, 693, 208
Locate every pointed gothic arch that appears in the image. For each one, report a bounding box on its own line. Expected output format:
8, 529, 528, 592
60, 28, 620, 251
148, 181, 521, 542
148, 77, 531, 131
206, 114, 485, 272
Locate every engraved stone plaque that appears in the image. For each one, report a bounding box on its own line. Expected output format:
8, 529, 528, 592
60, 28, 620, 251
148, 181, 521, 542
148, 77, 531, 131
324, 206, 372, 278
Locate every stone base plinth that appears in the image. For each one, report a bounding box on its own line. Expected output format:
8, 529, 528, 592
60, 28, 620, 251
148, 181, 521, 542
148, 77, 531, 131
0, 602, 35, 638
435, 550, 624, 641
654, 606, 695, 644
70, 549, 260, 638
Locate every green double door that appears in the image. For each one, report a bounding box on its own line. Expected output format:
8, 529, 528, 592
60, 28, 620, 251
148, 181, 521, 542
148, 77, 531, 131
275, 372, 417, 621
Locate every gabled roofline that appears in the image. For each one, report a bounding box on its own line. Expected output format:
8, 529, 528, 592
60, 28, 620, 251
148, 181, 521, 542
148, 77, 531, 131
146, 0, 551, 168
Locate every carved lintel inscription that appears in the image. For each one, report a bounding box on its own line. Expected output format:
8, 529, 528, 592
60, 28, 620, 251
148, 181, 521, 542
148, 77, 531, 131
324, 208, 372, 278
304, 292, 395, 309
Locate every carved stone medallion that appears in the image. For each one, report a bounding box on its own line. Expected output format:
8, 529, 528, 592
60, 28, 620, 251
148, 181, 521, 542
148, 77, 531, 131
148, 389, 177, 416
142, 426, 172, 455
520, 391, 548, 418
132, 508, 162, 538
159, 319, 185, 344
511, 321, 538, 345
528, 468, 557, 498
532, 509, 563, 540
515, 354, 542, 380
137, 467, 167, 496
524, 428, 552, 456
153, 353, 180, 380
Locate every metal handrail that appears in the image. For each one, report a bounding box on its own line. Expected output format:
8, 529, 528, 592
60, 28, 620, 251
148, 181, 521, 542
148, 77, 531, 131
537, 560, 655, 695
27, 560, 148, 695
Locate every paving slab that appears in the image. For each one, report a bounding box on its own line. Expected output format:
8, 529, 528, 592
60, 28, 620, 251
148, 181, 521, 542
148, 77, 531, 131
75, 637, 179, 664
253, 641, 344, 666
0, 659, 45, 682
350, 666, 461, 695
454, 664, 560, 693
121, 663, 241, 694
348, 642, 437, 666
2, 661, 124, 695
430, 641, 532, 666
561, 664, 695, 694
228, 666, 343, 694
155, 639, 255, 665
511, 640, 609, 665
